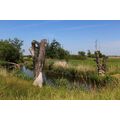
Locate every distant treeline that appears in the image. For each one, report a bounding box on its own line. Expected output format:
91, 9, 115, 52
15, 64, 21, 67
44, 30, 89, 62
0, 38, 106, 64
25, 39, 106, 60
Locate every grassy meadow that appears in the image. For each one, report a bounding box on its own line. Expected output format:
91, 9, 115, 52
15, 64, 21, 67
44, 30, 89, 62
0, 57, 120, 100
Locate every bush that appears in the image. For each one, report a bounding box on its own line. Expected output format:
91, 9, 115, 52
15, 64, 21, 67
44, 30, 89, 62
0, 38, 24, 63
0, 41, 20, 63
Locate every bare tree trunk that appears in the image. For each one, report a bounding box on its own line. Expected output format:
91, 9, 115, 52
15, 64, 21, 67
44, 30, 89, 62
95, 51, 107, 76
29, 39, 47, 87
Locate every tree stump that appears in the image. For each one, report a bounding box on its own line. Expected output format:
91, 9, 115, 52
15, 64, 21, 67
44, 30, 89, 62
95, 51, 107, 76
29, 39, 47, 87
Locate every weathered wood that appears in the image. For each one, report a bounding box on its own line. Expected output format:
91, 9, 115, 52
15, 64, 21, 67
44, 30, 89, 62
29, 39, 47, 87
29, 40, 39, 77
4, 62, 20, 69
95, 51, 107, 76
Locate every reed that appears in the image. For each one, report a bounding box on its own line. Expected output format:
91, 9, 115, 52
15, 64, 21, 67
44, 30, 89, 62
0, 68, 119, 100
0, 58, 120, 100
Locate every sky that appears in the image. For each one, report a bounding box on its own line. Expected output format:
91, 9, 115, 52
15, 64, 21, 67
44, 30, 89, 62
0, 20, 120, 55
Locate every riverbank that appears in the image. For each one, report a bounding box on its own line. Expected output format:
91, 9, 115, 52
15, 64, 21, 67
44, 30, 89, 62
44, 58, 120, 88
0, 68, 120, 100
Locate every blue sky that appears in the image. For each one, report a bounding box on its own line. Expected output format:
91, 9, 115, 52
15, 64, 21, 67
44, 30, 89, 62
0, 20, 120, 55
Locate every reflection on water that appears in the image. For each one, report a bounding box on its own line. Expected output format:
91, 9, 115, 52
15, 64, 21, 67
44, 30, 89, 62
21, 66, 55, 86
21, 66, 91, 90
21, 66, 34, 78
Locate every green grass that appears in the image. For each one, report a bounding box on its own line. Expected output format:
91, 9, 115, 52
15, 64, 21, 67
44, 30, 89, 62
68, 58, 95, 66
1, 57, 120, 100
44, 58, 120, 87
0, 67, 119, 100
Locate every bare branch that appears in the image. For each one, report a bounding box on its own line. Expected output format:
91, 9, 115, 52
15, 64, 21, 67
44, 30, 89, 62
29, 47, 35, 57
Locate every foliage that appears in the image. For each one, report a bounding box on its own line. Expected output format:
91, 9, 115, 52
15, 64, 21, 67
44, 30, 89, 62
45, 63, 114, 88
78, 51, 87, 60
78, 51, 86, 56
94, 50, 106, 58
87, 50, 106, 58
8, 38, 24, 62
8, 38, 23, 52
0, 41, 20, 63
46, 39, 69, 60
0, 38, 24, 63
87, 50, 92, 57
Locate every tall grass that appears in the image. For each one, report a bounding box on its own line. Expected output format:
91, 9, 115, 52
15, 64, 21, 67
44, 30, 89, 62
45, 59, 115, 88
0, 67, 119, 100
0, 58, 120, 100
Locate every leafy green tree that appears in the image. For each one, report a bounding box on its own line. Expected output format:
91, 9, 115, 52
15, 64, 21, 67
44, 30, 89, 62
49, 39, 60, 58
78, 51, 86, 60
87, 50, 92, 57
0, 38, 24, 63
8, 38, 23, 51
78, 51, 86, 57
58, 47, 69, 60
46, 39, 69, 60
0, 41, 20, 63
8, 38, 24, 62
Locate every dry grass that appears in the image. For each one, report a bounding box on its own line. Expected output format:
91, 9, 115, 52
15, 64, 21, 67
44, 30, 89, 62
0, 67, 119, 100
0, 58, 120, 100
52, 60, 95, 72
53, 61, 68, 68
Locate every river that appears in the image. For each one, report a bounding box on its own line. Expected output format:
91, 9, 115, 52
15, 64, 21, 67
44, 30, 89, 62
21, 66, 34, 78
21, 66, 91, 89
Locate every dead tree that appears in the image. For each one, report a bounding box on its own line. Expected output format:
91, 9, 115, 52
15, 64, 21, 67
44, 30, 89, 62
94, 40, 107, 76
29, 39, 47, 87
95, 51, 107, 76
